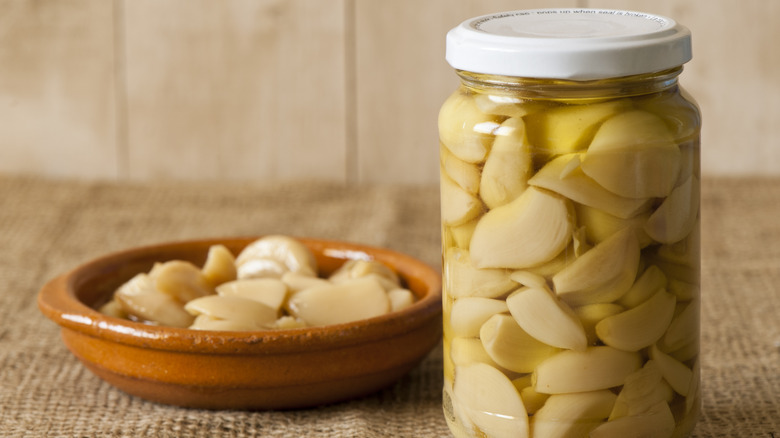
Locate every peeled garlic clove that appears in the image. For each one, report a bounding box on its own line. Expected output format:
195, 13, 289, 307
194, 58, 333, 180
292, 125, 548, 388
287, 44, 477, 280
98, 299, 127, 319
280, 271, 330, 293
609, 360, 674, 421
450, 337, 510, 374
590, 401, 675, 438
470, 187, 573, 269
236, 235, 318, 279
439, 90, 503, 163
114, 273, 194, 328
184, 295, 277, 329
453, 363, 530, 438
286, 276, 389, 326
444, 248, 517, 298
509, 270, 548, 289
441, 144, 481, 195
329, 259, 400, 288
528, 154, 652, 219
575, 203, 653, 248
531, 390, 617, 438
188, 314, 259, 331
451, 296, 509, 338
581, 110, 681, 199
447, 218, 478, 250
513, 375, 550, 415
216, 278, 288, 313
525, 98, 632, 158
595, 289, 676, 352
573, 303, 624, 345
618, 264, 668, 308
479, 117, 532, 209
387, 288, 415, 312
272, 315, 308, 330
441, 167, 484, 226
150, 260, 215, 303
533, 346, 642, 394
480, 314, 560, 374
645, 175, 700, 244
237, 258, 288, 280
506, 286, 587, 351
201, 244, 237, 288
649, 344, 693, 396
553, 227, 640, 307
661, 299, 699, 352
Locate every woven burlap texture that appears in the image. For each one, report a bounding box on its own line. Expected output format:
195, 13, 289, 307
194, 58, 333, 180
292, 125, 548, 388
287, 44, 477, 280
0, 176, 778, 437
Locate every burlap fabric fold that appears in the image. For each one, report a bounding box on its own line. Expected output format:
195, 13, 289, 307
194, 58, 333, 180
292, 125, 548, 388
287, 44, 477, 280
0, 175, 777, 437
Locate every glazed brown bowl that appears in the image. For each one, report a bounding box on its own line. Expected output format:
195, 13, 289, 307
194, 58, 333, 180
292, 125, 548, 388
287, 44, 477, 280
38, 237, 442, 410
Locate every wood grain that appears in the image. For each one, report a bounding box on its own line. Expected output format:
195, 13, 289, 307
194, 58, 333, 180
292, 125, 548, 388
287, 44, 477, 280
0, 0, 778, 182
121, 0, 348, 182
0, 0, 117, 179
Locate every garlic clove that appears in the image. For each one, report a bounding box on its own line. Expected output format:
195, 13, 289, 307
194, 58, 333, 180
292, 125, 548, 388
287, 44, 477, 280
525, 98, 633, 160
528, 154, 653, 219
590, 401, 675, 438
451, 296, 509, 338
216, 278, 288, 313
480, 314, 560, 374
470, 186, 573, 269
645, 175, 700, 245
184, 295, 277, 329
441, 166, 484, 226
150, 260, 215, 303
236, 235, 318, 279
439, 90, 504, 164
595, 289, 676, 352
114, 273, 194, 328
531, 390, 617, 438
286, 276, 389, 327
533, 346, 642, 394
553, 227, 640, 307
661, 299, 700, 352
387, 288, 415, 312
453, 363, 530, 438
441, 144, 481, 195
580, 110, 681, 199
575, 203, 653, 248
649, 344, 693, 396
479, 117, 533, 209
188, 314, 259, 331
201, 244, 237, 288
573, 303, 625, 345
444, 248, 517, 298
506, 286, 587, 351
450, 337, 511, 375
618, 264, 668, 308
609, 360, 674, 421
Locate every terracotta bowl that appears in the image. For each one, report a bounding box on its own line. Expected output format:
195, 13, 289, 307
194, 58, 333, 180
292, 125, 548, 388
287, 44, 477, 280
38, 237, 442, 410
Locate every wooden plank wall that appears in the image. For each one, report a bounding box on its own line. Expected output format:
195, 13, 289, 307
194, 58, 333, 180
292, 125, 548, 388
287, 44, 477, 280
1, 0, 778, 184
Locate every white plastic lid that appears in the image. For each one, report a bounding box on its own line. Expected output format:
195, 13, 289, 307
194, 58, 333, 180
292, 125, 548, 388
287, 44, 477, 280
446, 9, 692, 80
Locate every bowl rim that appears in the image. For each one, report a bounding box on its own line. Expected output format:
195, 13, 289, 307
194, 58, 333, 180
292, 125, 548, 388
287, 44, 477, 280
38, 236, 443, 355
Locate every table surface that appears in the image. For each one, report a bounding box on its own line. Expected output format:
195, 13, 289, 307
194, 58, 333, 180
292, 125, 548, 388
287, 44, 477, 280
0, 175, 777, 437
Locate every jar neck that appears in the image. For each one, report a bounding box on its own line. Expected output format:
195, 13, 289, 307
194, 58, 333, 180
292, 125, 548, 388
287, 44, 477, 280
457, 67, 683, 101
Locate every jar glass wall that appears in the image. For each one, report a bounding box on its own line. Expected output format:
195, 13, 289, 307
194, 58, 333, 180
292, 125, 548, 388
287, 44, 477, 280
440, 68, 701, 437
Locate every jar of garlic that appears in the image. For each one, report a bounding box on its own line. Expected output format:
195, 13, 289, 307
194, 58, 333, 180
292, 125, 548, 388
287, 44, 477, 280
439, 9, 700, 438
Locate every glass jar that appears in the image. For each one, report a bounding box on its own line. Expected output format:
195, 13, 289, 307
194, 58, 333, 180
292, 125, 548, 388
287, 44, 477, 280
439, 9, 701, 438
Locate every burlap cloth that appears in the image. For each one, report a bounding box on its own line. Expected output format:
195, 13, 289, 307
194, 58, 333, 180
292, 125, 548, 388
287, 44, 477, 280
0, 175, 777, 437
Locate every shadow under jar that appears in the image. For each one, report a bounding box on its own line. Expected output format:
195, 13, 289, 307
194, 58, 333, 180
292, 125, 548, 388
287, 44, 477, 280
439, 9, 701, 438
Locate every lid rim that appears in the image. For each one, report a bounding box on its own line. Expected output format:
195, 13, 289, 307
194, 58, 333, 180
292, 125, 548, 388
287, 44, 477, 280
446, 8, 692, 80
